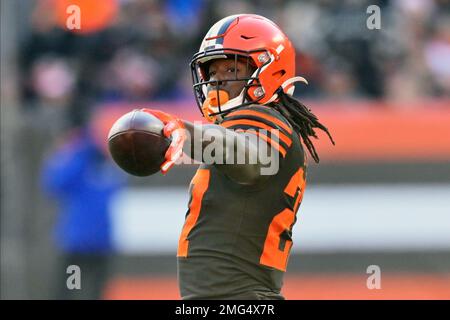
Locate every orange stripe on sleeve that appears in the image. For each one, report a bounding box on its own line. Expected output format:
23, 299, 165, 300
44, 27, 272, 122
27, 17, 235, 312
222, 119, 292, 147
227, 109, 293, 134
236, 129, 287, 158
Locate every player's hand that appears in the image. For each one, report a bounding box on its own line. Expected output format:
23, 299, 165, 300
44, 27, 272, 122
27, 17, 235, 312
141, 108, 186, 174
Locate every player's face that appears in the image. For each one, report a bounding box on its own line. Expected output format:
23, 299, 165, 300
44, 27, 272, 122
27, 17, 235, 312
206, 58, 255, 100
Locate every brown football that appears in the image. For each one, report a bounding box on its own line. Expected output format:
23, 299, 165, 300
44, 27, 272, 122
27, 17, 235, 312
108, 109, 171, 176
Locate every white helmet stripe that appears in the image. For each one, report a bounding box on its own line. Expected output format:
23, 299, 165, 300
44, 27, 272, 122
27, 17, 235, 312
200, 15, 240, 50
202, 21, 223, 49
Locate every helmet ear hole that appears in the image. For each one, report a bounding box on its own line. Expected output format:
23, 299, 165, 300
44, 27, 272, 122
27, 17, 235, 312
272, 70, 286, 79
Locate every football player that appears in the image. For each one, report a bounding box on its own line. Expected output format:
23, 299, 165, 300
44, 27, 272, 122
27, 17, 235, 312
143, 14, 334, 300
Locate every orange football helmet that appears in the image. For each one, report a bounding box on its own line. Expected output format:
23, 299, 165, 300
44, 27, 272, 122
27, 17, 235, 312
191, 14, 307, 122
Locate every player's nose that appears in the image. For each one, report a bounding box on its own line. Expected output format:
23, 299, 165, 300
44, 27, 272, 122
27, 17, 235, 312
209, 71, 231, 85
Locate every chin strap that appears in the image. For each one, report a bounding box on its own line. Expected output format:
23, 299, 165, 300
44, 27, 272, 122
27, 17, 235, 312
265, 76, 308, 104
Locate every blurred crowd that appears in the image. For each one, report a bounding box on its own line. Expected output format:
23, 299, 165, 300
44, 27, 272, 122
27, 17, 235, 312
18, 0, 450, 130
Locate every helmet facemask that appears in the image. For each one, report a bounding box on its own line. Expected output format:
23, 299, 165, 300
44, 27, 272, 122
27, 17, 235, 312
190, 48, 272, 122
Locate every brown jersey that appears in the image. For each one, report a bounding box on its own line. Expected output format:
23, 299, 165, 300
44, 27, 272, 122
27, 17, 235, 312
177, 105, 307, 299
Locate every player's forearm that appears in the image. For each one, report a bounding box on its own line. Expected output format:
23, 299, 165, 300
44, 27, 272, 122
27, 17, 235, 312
182, 120, 250, 162
181, 120, 266, 185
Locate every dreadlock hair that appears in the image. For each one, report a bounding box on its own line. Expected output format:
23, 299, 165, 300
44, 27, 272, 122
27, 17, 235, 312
270, 88, 335, 163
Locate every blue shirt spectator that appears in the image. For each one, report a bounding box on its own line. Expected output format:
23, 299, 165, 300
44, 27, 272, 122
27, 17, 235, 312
41, 129, 126, 254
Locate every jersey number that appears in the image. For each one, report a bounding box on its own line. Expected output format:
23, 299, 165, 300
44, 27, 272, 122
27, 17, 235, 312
259, 168, 306, 271
177, 167, 305, 271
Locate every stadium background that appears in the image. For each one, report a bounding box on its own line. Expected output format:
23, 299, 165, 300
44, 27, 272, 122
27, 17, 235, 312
1, 0, 450, 299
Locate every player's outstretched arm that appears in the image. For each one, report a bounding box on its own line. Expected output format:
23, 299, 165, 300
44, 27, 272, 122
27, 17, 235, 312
182, 120, 273, 185
141, 109, 276, 185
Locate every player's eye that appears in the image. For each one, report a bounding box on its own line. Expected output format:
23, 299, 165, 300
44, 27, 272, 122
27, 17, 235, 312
208, 70, 216, 78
